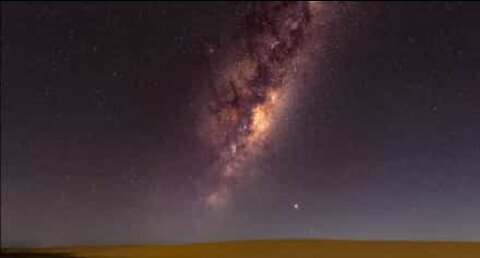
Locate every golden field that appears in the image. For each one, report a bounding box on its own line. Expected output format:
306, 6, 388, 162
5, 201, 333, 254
4, 239, 480, 258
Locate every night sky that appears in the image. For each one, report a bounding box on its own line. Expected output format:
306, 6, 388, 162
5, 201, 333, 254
2, 2, 480, 247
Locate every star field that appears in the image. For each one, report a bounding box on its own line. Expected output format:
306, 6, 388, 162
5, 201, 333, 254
1, 2, 480, 247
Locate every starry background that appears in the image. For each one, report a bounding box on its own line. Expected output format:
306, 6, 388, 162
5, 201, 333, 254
1, 2, 479, 247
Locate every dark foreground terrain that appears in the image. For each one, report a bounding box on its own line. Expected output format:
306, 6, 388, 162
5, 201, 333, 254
3, 239, 480, 258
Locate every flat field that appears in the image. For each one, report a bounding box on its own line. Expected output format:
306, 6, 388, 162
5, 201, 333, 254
3, 239, 480, 258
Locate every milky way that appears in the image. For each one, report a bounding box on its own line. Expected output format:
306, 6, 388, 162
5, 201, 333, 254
200, 2, 325, 210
